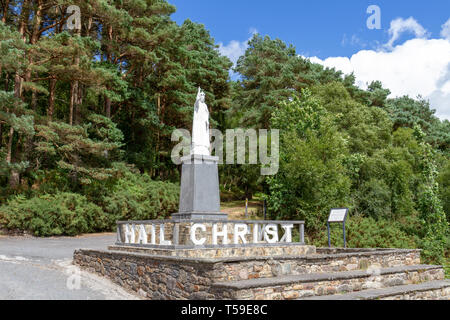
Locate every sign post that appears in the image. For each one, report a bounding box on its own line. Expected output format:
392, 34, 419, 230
327, 208, 349, 248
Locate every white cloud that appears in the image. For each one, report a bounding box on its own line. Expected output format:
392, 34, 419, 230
441, 80, 450, 94
441, 18, 450, 40
308, 36, 450, 120
428, 90, 450, 120
309, 56, 354, 76
218, 28, 257, 67
218, 40, 248, 66
386, 17, 429, 48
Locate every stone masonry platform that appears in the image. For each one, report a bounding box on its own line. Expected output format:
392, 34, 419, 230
73, 246, 450, 300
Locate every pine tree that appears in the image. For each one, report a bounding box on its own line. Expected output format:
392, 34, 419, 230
234, 34, 313, 129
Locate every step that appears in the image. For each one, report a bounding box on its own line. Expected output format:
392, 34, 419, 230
211, 265, 445, 300
300, 280, 450, 300
210, 248, 421, 281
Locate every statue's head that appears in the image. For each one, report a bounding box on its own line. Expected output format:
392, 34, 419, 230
196, 87, 205, 103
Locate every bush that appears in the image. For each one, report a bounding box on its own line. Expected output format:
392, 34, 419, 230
0, 170, 180, 237
0, 192, 111, 236
314, 215, 417, 249
102, 171, 179, 221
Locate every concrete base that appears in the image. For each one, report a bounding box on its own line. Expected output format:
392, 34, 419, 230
171, 212, 228, 221
174, 154, 227, 221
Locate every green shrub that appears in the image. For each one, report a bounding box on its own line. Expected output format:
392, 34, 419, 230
0, 192, 111, 236
102, 172, 179, 221
314, 215, 417, 249
0, 170, 179, 237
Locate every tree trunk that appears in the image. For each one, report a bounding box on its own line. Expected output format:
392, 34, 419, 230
69, 81, 78, 125
75, 84, 83, 125
70, 27, 81, 125
9, 171, 20, 189
4, 72, 9, 91
18, 1, 29, 41
1, 0, 9, 23
105, 96, 111, 118
27, 1, 43, 112
30, 0, 43, 45
104, 24, 113, 118
14, 0, 29, 101
31, 91, 37, 111
6, 126, 14, 163
14, 72, 23, 99
48, 77, 56, 121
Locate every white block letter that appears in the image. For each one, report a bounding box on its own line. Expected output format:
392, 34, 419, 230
159, 224, 172, 245
137, 224, 148, 244
234, 223, 249, 244
124, 224, 135, 244
253, 223, 260, 243
149, 224, 156, 245
264, 224, 279, 243
190, 223, 207, 246
280, 224, 293, 243
213, 224, 228, 245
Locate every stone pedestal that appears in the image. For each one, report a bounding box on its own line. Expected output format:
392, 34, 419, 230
171, 154, 227, 221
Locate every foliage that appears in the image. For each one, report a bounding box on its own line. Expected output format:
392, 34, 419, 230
266, 91, 351, 235
233, 34, 314, 129
34, 118, 123, 186
437, 158, 450, 221
0, 192, 110, 236
102, 171, 179, 221
385, 96, 450, 152
414, 126, 448, 264
315, 215, 417, 249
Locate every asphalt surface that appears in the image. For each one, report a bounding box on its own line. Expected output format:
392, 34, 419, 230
0, 233, 140, 300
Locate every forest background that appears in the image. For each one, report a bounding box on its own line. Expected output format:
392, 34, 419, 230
0, 1, 448, 265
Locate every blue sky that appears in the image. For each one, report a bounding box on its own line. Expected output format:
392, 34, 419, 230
170, 0, 450, 58
170, 1, 450, 120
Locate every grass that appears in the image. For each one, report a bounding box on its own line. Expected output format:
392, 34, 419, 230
220, 200, 247, 209
221, 200, 264, 220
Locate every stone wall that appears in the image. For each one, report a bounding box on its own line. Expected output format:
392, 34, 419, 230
74, 249, 217, 299
73, 247, 425, 300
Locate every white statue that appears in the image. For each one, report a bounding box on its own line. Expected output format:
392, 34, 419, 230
191, 88, 210, 156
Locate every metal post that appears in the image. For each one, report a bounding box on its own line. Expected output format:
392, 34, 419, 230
343, 222, 346, 249
173, 223, 179, 245
300, 223, 304, 244
245, 198, 248, 218
327, 222, 331, 248
116, 225, 122, 243
263, 200, 267, 220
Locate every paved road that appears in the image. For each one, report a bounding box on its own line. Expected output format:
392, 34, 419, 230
0, 233, 140, 300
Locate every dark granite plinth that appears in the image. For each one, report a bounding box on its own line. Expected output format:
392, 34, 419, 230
173, 154, 227, 221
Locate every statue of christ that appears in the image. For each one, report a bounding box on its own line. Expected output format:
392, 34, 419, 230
191, 87, 211, 156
